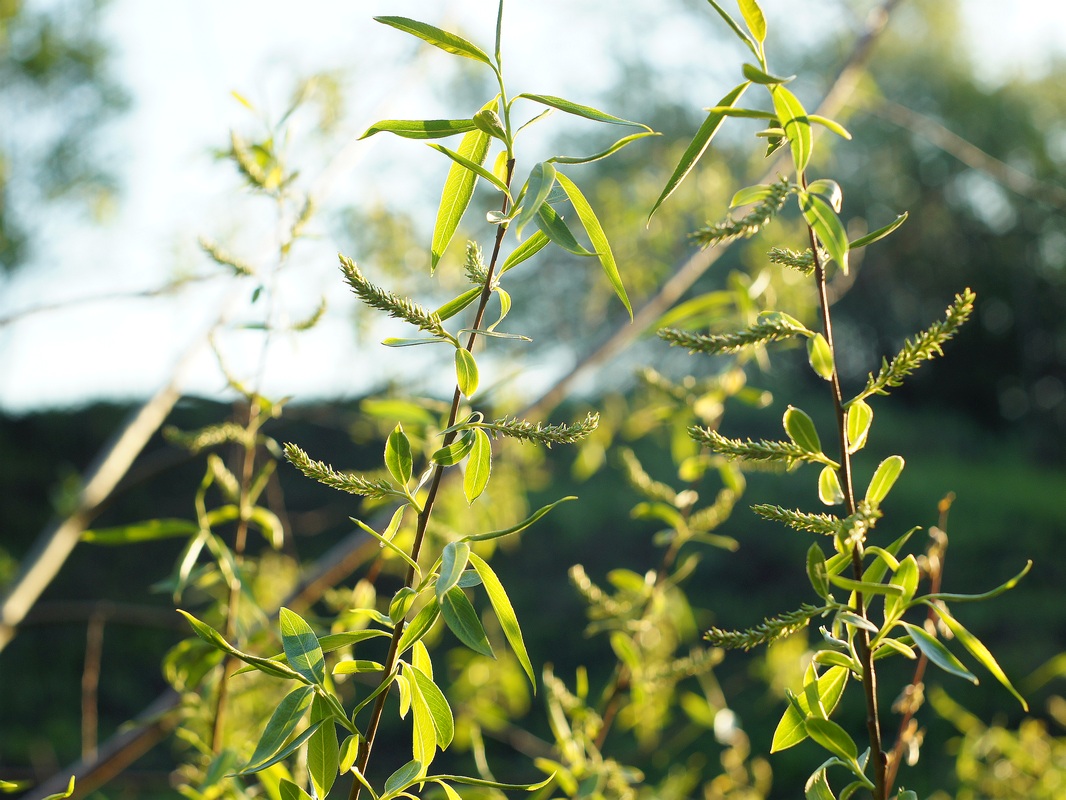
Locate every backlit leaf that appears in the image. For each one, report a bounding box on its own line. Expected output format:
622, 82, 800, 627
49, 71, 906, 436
397, 597, 441, 656
408, 665, 455, 748
431, 125, 491, 270
454, 348, 479, 397
535, 202, 596, 256
513, 161, 557, 239
500, 230, 550, 273
469, 552, 535, 687
850, 212, 908, 249
845, 400, 873, 454
375, 17, 493, 68
818, 466, 844, 506
464, 429, 492, 503
360, 118, 477, 140
308, 695, 339, 800
441, 587, 494, 657
808, 333, 834, 381
515, 93, 651, 130
800, 191, 849, 273
385, 424, 413, 486
738, 0, 767, 43
771, 85, 812, 172
742, 63, 792, 84
428, 142, 510, 196
784, 405, 821, 453
280, 607, 326, 685
903, 622, 977, 684
805, 717, 858, 762
245, 686, 315, 771
771, 666, 849, 751
437, 541, 472, 602
865, 455, 904, 507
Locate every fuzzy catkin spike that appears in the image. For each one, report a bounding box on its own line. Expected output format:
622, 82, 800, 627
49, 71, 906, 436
690, 427, 817, 467
164, 422, 252, 454
859, 289, 976, 400
768, 245, 829, 275
659, 313, 809, 355
464, 241, 490, 287
339, 255, 448, 339
690, 178, 792, 248
752, 504, 842, 536
283, 442, 397, 499
705, 604, 825, 651
479, 413, 600, 448
620, 448, 677, 505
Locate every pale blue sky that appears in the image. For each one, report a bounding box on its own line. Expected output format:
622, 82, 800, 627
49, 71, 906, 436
0, 0, 1062, 411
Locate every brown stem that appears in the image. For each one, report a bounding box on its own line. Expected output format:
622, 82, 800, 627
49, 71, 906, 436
81, 610, 106, 761
350, 160, 516, 800
212, 400, 263, 752
805, 177, 886, 799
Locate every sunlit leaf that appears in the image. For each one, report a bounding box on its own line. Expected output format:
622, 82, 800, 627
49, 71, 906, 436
771, 85, 812, 172
650, 82, 748, 220
513, 161, 557, 239
454, 348, 479, 397
244, 686, 315, 772
397, 598, 441, 656
784, 405, 821, 453
742, 63, 792, 84
437, 541, 472, 602
737, 0, 767, 43
845, 400, 873, 454
233, 721, 325, 776
705, 1, 759, 56
431, 125, 491, 270
805, 717, 858, 762
850, 212, 908, 249
800, 191, 849, 273
280, 608, 326, 685
82, 518, 199, 544
360, 118, 477, 140
535, 202, 596, 256
500, 230, 550, 273
903, 622, 978, 684
308, 695, 339, 800
771, 666, 848, 751
550, 130, 659, 165
808, 333, 834, 381
818, 465, 844, 506
375, 17, 493, 68
555, 171, 632, 318
383, 760, 423, 797
515, 93, 651, 130
865, 455, 904, 507
469, 552, 535, 687
408, 665, 455, 748
436, 287, 482, 321
806, 543, 830, 599
428, 142, 510, 196
464, 496, 577, 542
809, 114, 852, 140
385, 424, 413, 486
441, 587, 494, 657
464, 429, 492, 503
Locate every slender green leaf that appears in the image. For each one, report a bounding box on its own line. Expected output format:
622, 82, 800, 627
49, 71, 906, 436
441, 586, 494, 657
374, 17, 493, 68
903, 622, 978, 684
555, 171, 632, 318
705, 1, 759, 56
784, 405, 822, 453
454, 348, 479, 397
39, 777, 76, 800
233, 720, 325, 776
436, 287, 482, 320
279, 780, 315, 800
850, 212, 908, 249
397, 598, 441, 655
649, 82, 748, 220
382, 337, 449, 348
464, 429, 492, 502
332, 659, 385, 675
431, 125, 491, 270
351, 516, 421, 576
384, 760, 424, 797
738, 0, 767, 42
513, 161, 557, 239
806, 544, 830, 599
809, 114, 853, 140
425, 774, 554, 792
927, 603, 1028, 709
805, 717, 858, 762
730, 183, 775, 208
742, 63, 792, 84
407, 669, 436, 771
432, 431, 476, 466
800, 191, 849, 273
846, 400, 873, 454
465, 496, 577, 542
818, 465, 844, 506
308, 695, 339, 800
339, 734, 360, 773
437, 541, 472, 602
771, 666, 849, 751
280, 608, 326, 685
865, 455, 905, 507
549, 130, 659, 165
428, 142, 510, 196
515, 93, 651, 130
535, 202, 596, 256
245, 686, 315, 771
771, 85, 812, 172
884, 554, 919, 622
178, 610, 308, 682
82, 518, 198, 544
408, 665, 455, 748
829, 575, 902, 596
385, 424, 413, 486
501, 230, 550, 273
469, 552, 535, 687
360, 118, 477, 140
925, 560, 1031, 603
808, 333, 834, 381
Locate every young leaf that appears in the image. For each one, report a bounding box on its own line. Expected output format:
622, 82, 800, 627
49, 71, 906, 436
850, 212, 908, 249
472, 108, 507, 140
431, 126, 491, 270
805, 770, 835, 800
500, 230, 550, 273
515, 93, 651, 130
807, 333, 834, 381
555, 171, 633, 318
441, 586, 494, 657
818, 466, 844, 506
244, 686, 315, 771
464, 496, 577, 542
649, 82, 748, 220
549, 130, 659, 165
771, 85, 812, 173
360, 118, 477, 140
800, 191, 849, 273
806, 178, 843, 212
464, 428, 492, 503
408, 671, 437, 771
469, 552, 535, 687
903, 622, 978, 684
809, 114, 853, 140
385, 424, 413, 486
806, 544, 830, 599
729, 183, 775, 208
82, 518, 199, 545
280, 607, 326, 685
428, 142, 511, 196
513, 161, 557, 239
436, 287, 482, 321
437, 541, 472, 602
738, 0, 767, 43
279, 780, 315, 800
742, 63, 793, 85
454, 348, 479, 397
308, 695, 339, 800
884, 554, 919, 623
233, 720, 326, 776
805, 717, 859, 762
845, 400, 873, 454
383, 760, 424, 797
408, 665, 456, 748
39, 777, 76, 800
865, 455, 905, 507
783, 405, 822, 454
535, 202, 596, 256
374, 17, 494, 68
927, 604, 1028, 710
705, 1, 759, 56
771, 666, 849, 751
397, 598, 441, 656
432, 431, 476, 466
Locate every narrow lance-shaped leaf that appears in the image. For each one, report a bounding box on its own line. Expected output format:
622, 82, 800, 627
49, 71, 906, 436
771, 85, 812, 173
738, 0, 767, 43
307, 694, 339, 800
549, 130, 659, 165
515, 93, 652, 130
437, 541, 472, 602
408, 664, 455, 748
805, 717, 859, 762
464, 428, 492, 503
464, 496, 576, 543
280, 607, 326, 685
374, 16, 494, 68
360, 118, 478, 140
441, 586, 494, 657
469, 552, 535, 687
649, 82, 748, 220
555, 171, 632, 319
397, 597, 441, 656
512, 161, 556, 239
233, 720, 326, 776
800, 190, 850, 274
903, 622, 978, 684
705, 1, 759, 57
742, 63, 793, 84
244, 686, 315, 771
535, 202, 596, 256
428, 142, 510, 197
431, 124, 491, 270
850, 212, 908, 249
500, 230, 550, 273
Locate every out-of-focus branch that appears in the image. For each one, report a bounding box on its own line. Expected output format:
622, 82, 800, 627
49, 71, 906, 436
522, 0, 904, 420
